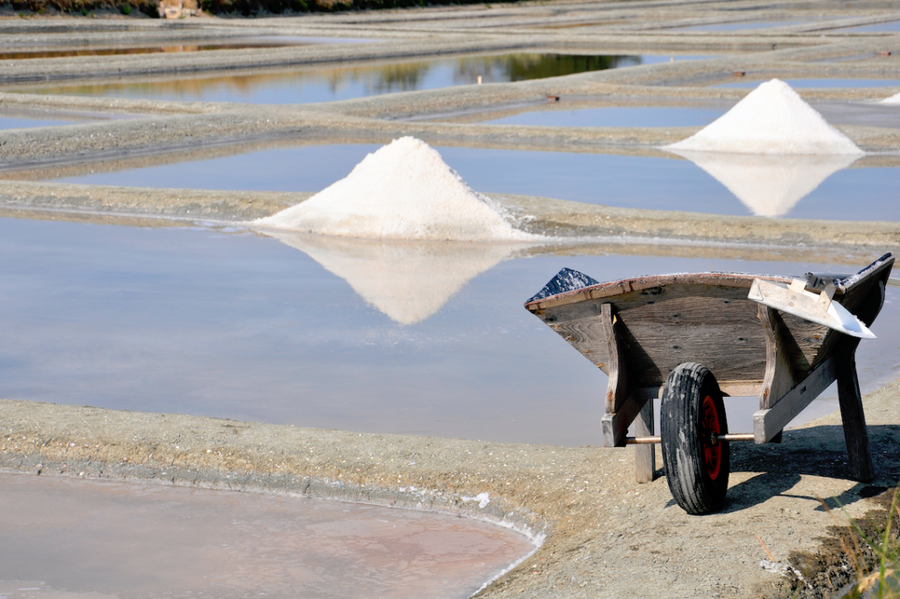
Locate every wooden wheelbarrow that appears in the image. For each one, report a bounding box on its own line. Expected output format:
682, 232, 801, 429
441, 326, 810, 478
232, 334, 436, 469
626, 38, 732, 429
524, 254, 894, 514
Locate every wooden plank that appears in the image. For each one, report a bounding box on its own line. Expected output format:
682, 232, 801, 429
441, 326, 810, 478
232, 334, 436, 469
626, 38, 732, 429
634, 398, 655, 483
832, 276, 886, 482
602, 303, 628, 416
836, 340, 874, 482
526, 272, 792, 313
753, 356, 836, 442
601, 387, 657, 448
758, 305, 796, 411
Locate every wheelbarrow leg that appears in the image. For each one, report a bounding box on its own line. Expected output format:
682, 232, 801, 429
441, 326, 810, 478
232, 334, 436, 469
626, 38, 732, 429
635, 399, 655, 483
836, 339, 874, 483
834, 277, 886, 483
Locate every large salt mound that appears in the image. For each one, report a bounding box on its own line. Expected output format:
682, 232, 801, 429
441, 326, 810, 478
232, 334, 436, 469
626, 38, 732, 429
255, 137, 532, 241
883, 92, 900, 105
667, 79, 863, 155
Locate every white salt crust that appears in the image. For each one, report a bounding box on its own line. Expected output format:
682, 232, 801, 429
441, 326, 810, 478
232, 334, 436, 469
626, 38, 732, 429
667, 79, 864, 155
882, 92, 900, 105
255, 137, 533, 241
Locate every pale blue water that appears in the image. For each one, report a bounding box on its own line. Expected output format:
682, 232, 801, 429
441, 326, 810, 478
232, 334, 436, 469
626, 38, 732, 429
717, 78, 900, 88
0, 115, 76, 128
2, 217, 897, 444
53, 144, 900, 221
484, 106, 730, 127
671, 20, 805, 31
835, 20, 900, 32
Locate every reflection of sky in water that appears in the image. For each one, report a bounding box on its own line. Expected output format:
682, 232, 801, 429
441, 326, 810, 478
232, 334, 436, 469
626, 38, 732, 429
0, 473, 532, 599
483, 101, 900, 129
2, 218, 898, 446
23, 54, 647, 104
670, 20, 806, 31
717, 78, 900, 88
485, 106, 730, 127
835, 20, 900, 32
54, 144, 900, 221
0, 115, 76, 129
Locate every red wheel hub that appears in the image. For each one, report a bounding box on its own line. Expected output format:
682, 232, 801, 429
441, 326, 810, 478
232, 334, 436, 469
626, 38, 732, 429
701, 395, 722, 480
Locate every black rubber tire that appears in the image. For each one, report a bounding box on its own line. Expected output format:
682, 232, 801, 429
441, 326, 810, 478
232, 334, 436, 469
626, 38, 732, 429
660, 362, 730, 515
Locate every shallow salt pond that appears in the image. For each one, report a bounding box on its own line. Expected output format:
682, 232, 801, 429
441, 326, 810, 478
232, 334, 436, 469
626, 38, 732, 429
833, 20, 900, 32
717, 78, 900, 89
0, 472, 534, 599
478, 100, 900, 129
668, 20, 811, 31
2, 217, 897, 446
0, 36, 379, 60
12, 53, 660, 103
483, 105, 731, 128
50, 143, 900, 220
0, 114, 77, 129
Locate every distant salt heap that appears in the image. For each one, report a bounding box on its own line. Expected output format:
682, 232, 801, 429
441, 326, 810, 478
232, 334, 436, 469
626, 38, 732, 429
883, 92, 900, 105
667, 79, 863, 155
255, 137, 532, 241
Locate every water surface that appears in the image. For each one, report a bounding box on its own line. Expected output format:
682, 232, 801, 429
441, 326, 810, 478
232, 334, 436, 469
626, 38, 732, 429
51, 144, 900, 221
0, 472, 534, 599
0, 115, 76, 129
717, 78, 900, 89
835, 20, 900, 32
671, 20, 806, 31
2, 217, 897, 445
484, 105, 731, 128
15, 53, 651, 103
0, 36, 378, 60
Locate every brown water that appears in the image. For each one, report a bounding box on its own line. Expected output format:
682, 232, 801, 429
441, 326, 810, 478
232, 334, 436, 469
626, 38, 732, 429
0, 473, 535, 599
0, 36, 382, 60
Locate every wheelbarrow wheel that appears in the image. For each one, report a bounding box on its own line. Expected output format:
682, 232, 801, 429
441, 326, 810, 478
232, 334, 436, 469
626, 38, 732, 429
660, 362, 730, 515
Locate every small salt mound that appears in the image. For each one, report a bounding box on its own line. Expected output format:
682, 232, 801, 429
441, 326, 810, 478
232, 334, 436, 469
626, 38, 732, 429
882, 92, 900, 105
255, 137, 532, 241
667, 79, 863, 155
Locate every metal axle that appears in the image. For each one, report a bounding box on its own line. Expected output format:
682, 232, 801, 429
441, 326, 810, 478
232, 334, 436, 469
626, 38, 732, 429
625, 433, 756, 445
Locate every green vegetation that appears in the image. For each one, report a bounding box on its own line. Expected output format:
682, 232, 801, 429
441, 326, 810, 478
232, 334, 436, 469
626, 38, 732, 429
839, 489, 900, 599
783, 488, 900, 599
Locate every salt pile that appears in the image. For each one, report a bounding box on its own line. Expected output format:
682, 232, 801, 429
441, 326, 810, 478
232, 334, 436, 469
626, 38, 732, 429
672, 150, 859, 217
667, 79, 863, 155
266, 231, 519, 324
255, 137, 532, 241
883, 92, 900, 105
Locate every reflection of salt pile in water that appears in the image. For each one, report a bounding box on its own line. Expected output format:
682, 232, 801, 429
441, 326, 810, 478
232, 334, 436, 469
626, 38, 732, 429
883, 92, 900, 105
667, 79, 863, 155
255, 136, 533, 241
266, 231, 519, 324
671, 150, 859, 217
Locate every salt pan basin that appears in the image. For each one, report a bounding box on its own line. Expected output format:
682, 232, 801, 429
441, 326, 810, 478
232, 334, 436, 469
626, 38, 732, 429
4, 218, 900, 445
0, 472, 535, 599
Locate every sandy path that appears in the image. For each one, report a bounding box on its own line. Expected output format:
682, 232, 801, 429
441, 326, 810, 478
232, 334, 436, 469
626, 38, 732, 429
1, 379, 898, 598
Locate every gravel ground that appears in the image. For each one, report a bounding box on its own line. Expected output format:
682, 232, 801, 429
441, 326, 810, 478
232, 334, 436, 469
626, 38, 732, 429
1, 2, 899, 597
1, 379, 899, 599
